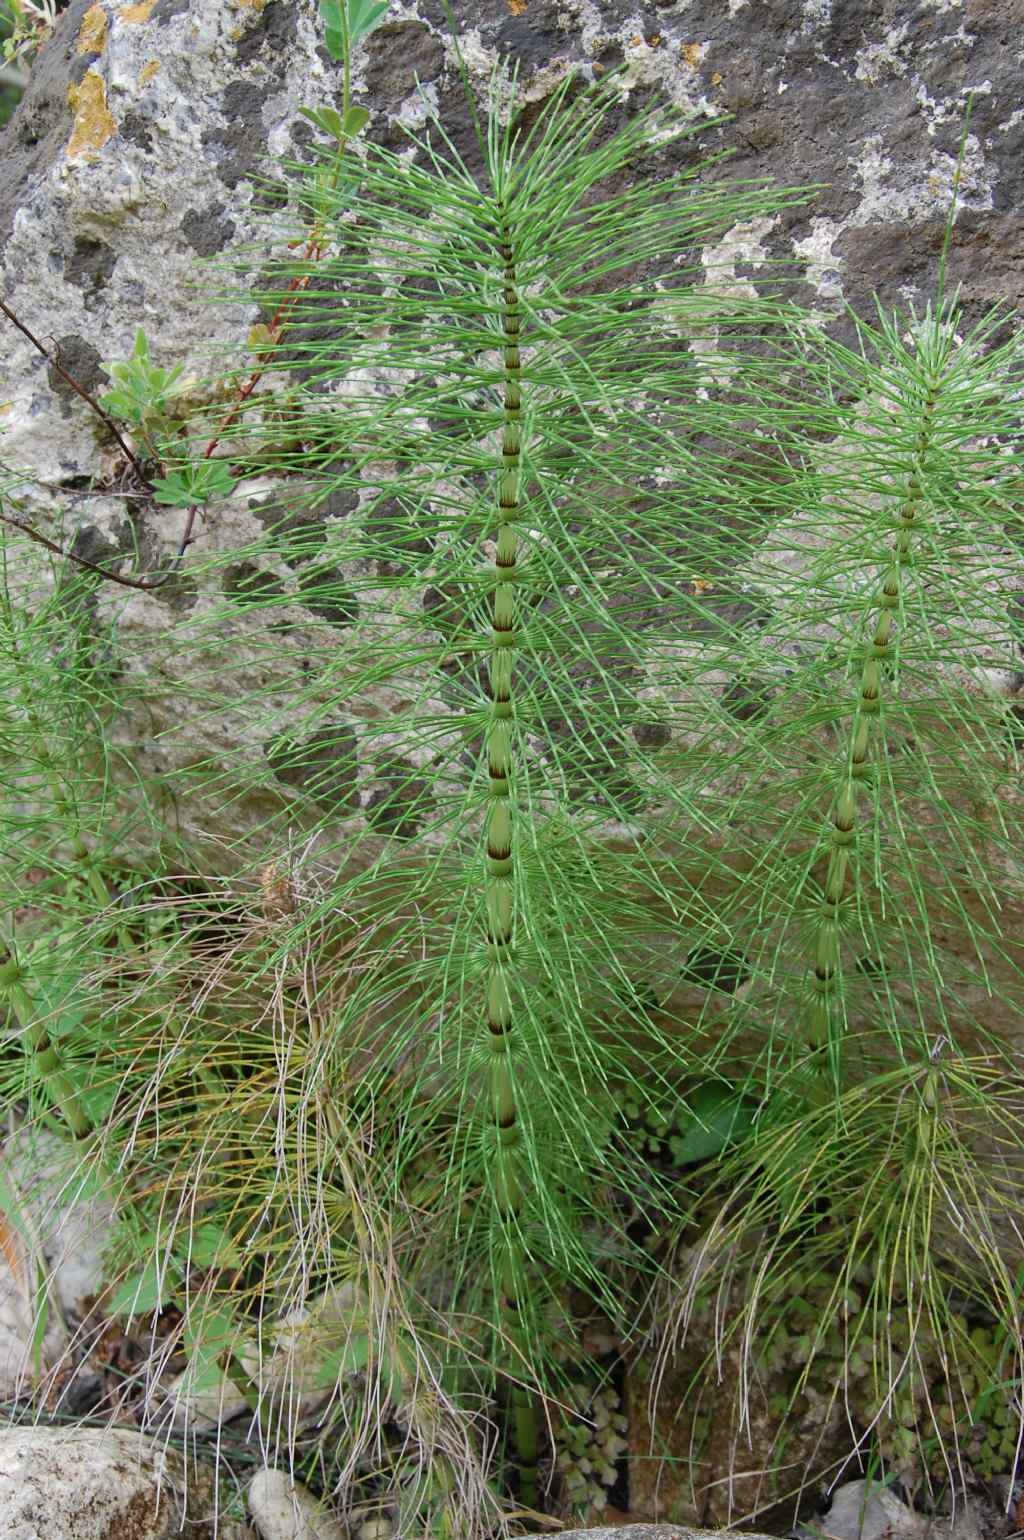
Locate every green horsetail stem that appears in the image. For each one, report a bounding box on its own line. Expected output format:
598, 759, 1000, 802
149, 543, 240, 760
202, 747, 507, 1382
478, 207, 540, 1505
806, 371, 939, 1070
0, 953, 90, 1137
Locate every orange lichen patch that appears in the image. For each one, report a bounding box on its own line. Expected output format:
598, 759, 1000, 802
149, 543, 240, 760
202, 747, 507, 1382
120, 1, 158, 20
0, 1215, 26, 1293
681, 41, 702, 69
76, 4, 108, 54
711, 70, 723, 85
507, 0, 527, 12
232, 0, 269, 8
139, 59, 160, 86
66, 71, 117, 160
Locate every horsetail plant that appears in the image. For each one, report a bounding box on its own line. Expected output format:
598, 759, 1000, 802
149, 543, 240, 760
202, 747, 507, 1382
158, 65, 1023, 1509
648, 215, 1024, 1512
59, 43, 829, 1513
2, 4, 1024, 1528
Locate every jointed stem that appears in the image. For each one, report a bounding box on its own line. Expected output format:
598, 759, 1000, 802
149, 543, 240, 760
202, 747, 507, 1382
807, 370, 941, 1073
479, 205, 540, 1503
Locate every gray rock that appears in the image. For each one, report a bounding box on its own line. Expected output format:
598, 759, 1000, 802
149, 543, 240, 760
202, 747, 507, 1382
0, 1424, 236, 1539
2, 1125, 117, 1321
0, 1126, 118, 1399
797, 1478, 929, 1540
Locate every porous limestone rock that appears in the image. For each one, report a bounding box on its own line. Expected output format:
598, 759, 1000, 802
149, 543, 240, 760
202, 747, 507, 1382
0, 1424, 237, 1540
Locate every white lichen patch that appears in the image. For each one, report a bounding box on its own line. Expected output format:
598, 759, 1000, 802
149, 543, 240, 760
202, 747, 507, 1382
849, 131, 994, 223
801, 0, 833, 29
914, 79, 991, 135
854, 22, 913, 83
791, 217, 845, 311
656, 216, 783, 388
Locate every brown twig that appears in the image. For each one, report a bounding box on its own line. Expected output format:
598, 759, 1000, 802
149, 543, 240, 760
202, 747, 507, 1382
0, 298, 153, 489
0, 506, 197, 591
199, 259, 322, 463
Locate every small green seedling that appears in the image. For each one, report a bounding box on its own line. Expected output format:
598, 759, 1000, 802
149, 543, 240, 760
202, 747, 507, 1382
99, 328, 188, 435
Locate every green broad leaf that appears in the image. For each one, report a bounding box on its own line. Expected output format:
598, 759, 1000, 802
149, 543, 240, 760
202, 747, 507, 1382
318, 0, 344, 58
347, 0, 389, 45
297, 105, 345, 141
668, 1083, 757, 1165
76, 1080, 119, 1125
185, 1303, 239, 1355
317, 0, 388, 55
151, 459, 236, 508
108, 1256, 176, 1318
149, 473, 197, 509
98, 326, 186, 426
184, 1305, 244, 1394
342, 105, 370, 137
182, 1221, 242, 1269
96, 389, 139, 425
184, 1346, 230, 1396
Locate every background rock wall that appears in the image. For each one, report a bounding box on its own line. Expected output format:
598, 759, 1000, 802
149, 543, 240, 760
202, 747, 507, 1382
0, 0, 1021, 868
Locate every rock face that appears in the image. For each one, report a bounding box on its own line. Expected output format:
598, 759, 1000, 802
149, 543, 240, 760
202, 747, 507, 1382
2, 1124, 116, 1320
0, 0, 1021, 870
0, 1425, 229, 1540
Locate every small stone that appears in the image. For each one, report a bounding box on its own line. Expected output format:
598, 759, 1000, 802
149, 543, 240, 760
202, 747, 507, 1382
797, 1478, 929, 1540
248, 1468, 346, 1540
357, 1520, 396, 1540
